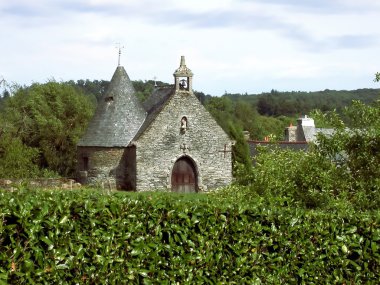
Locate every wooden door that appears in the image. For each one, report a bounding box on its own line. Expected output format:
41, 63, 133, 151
171, 158, 197, 193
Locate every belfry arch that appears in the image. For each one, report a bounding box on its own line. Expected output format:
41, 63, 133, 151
173, 56, 193, 92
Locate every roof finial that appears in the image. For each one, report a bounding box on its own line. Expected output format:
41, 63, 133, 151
115, 43, 125, 66
174, 55, 193, 77
180, 55, 186, 67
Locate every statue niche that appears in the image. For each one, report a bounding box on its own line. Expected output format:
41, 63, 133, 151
180, 116, 188, 133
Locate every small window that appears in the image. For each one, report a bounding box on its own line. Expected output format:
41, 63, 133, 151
83, 157, 89, 171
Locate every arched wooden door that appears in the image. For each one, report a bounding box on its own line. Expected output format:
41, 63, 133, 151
171, 157, 197, 193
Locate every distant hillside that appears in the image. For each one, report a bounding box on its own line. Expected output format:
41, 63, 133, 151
63, 79, 379, 141
224, 88, 380, 117
60, 78, 380, 117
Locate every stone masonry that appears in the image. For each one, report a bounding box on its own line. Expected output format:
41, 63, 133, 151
133, 89, 233, 191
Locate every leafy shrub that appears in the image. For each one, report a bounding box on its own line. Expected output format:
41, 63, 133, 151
233, 100, 380, 210
234, 146, 341, 209
0, 134, 41, 178
0, 82, 95, 176
313, 100, 380, 209
0, 189, 379, 284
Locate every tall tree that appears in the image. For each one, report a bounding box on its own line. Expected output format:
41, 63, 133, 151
1, 81, 95, 176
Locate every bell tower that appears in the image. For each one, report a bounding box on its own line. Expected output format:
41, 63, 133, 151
173, 56, 193, 92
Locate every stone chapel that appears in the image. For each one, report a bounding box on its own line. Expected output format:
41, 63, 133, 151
77, 56, 233, 192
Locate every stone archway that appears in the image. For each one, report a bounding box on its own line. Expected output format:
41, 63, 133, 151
171, 157, 197, 193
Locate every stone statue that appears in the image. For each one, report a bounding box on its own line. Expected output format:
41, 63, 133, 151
181, 117, 187, 130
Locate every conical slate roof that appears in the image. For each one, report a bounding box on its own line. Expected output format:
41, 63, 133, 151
78, 66, 146, 147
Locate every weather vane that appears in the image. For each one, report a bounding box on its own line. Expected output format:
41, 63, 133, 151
115, 43, 125, 66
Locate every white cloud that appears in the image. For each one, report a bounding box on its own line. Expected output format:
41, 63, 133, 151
0, 0, 379, 95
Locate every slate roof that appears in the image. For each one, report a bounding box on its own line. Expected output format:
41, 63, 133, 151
301, 126, 316, 142
132, 85, 175, 141
302, 126, 335, 142
316, 128, 335, 137
78, 66, 146, 147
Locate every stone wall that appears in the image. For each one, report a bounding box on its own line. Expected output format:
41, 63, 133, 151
76, 91, 233, 192
0, 178, 80, 190
77, 146, 135, 190
134, 90, 233, 192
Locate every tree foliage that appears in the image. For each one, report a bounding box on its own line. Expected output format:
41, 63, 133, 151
229, 88, 380, 117
133, 80, 171, 102
0, 82, 95, 176
234, 147, 340, 209
234, 99, 380, 210
0, 132, 41, 178
314, 100, 380, 195
375, 72, 380, 82
204, 97, 251, 168
66, 79, 108, 103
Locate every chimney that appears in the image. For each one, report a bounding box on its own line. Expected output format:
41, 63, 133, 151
285, 123, 297, 142
297, 115, 315, 127
296, 115, 315, 142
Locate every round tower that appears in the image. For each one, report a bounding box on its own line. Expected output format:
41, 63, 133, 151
77, 65, 146, 189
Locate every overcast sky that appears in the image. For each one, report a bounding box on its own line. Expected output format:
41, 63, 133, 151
1, 0, 379, 96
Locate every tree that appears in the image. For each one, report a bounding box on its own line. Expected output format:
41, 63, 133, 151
226, 122, 251, 169
313, 100, 380, 206
1, 81, 95, 176
133, 80, 155, 102
0, 132, 41, 178
204, 97, 252, 169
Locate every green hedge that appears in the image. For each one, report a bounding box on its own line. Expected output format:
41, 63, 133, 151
0, 189, 379, 284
